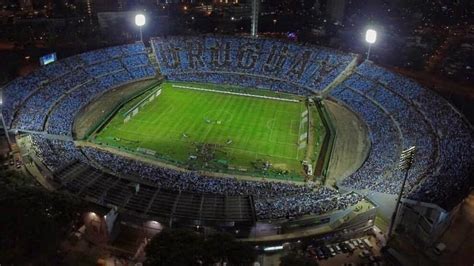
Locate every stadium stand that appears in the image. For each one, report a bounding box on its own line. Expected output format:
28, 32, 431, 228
81, 146, 364, 220
151, 35, 355, 93
4, 37, 472, 224
30, 134, 85, 172
54, 160, 255, 222
333, 61, 473, 210
28, 133, 362, 220
3, 43, 155, 136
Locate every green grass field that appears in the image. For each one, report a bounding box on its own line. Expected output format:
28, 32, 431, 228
94, 82, 323, 181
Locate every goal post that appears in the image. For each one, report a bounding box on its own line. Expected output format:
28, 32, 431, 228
123, 87, 162, 123
298, 109, 309, 145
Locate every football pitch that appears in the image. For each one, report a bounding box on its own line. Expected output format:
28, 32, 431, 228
94, 82, 321, 180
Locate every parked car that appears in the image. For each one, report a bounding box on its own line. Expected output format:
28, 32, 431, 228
339, 243, 349, 253
327, 246, 336, 257
434, 242, 447, 255
334, 244, 342, 253
363, 238, 374, 249
351, 239, 359, 247
321, 246, 331, 257
348, 243, 356, 252
361, 249, 371, 257
316, 248, 326, 260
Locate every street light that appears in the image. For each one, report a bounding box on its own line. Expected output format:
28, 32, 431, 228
135, 14, 146, 43
365, 29, 377, 61
388, 146, 416, 238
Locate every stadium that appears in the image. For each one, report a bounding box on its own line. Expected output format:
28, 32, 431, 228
2, 34, 473, 253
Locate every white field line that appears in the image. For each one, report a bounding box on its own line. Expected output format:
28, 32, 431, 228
296, 106, 303, 160
172, 84, 300, 103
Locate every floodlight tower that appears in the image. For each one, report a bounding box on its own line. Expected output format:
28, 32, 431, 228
365, 29, 377, 61
0, 90, 12, 151
388, 146, 416, 238
251, 0, 259, 37
135, 14, 146, 43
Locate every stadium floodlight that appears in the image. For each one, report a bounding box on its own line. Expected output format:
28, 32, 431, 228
135, 14, 145, 26
388, 146, 416, 239
365, 29, 377, 60
365, 29, 377, 44
135, 14, 146, 42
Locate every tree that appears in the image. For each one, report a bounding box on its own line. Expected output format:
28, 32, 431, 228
145, 229, 257, 266
201, 232, 235, 264
202, 232, 257, 266
280, 250, 318, 266
145, 228, 204, 266
0, 171, 86, 265
225, 239, 257, 266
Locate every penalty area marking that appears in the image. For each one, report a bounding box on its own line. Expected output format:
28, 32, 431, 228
172, 84, 300, 103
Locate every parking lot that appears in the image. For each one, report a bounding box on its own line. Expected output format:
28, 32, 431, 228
306, 234, 384, 265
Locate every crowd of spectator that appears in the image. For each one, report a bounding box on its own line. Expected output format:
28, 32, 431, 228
14, 70, 91, 131
27, 133, 365, 220
30, 134, 84, 172
2, 70, 51, 127
167, 72, 312, 96
4, 43, 155, 136
333, 61, 473, 210
333, 87, 401, 192
26, 134, 361, 220
81, 147, 314, 198
255, 189, 363, 220
81, 147, 364, 220
151, 35, 354, 92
